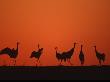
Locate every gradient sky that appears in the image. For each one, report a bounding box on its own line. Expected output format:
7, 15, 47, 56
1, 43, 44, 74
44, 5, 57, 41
0, 0, 110, 66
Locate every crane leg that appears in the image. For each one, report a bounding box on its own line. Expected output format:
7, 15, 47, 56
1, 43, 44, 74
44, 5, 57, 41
12, 59, 16, 66
9, 59, 11, 66
81, 61, 84, 66
99, 60, 101, 66
67, 59, 73, 66
38, 60, 42, 66
36, 59, 38, 67
81, 63, 83, 66
14, 60, 16, 66
10, 59, 13, 66
59, 60, 62, 66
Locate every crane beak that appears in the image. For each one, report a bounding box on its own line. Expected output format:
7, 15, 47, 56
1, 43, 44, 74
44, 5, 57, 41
55, 47, 58, 50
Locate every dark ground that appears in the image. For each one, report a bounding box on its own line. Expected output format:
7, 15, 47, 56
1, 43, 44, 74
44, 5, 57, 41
0, 66, 110, 80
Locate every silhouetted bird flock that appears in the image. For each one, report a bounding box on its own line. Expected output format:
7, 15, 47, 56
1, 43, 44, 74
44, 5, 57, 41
0, 42, 106, 66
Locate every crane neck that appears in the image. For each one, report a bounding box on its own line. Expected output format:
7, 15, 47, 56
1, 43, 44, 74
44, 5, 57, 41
16, 43, 19, 52
56, 49, 58, 54
94, 47, 97, 52
74, 44, 76, 49
81, 46, 83, 51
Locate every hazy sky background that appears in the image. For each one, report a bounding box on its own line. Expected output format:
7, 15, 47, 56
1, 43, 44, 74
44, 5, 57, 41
0, 0, 110, 66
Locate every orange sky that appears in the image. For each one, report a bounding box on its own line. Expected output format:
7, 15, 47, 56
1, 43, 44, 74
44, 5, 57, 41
0, 0, 110, 66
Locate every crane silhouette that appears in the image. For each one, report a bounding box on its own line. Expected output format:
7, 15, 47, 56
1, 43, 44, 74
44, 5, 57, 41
55, 47, 66, 65
62, 42, 77, 65
94, 46, 105, 66
55, 43, 77, 66
79, 45, 85, 66
30, 44, 43, 66
0, 42, 20, 66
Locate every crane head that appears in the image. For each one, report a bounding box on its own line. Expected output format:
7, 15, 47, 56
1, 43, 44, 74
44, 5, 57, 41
93, 46, 96, 48
55, 47, 58, 50
39, 48, 43, 52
